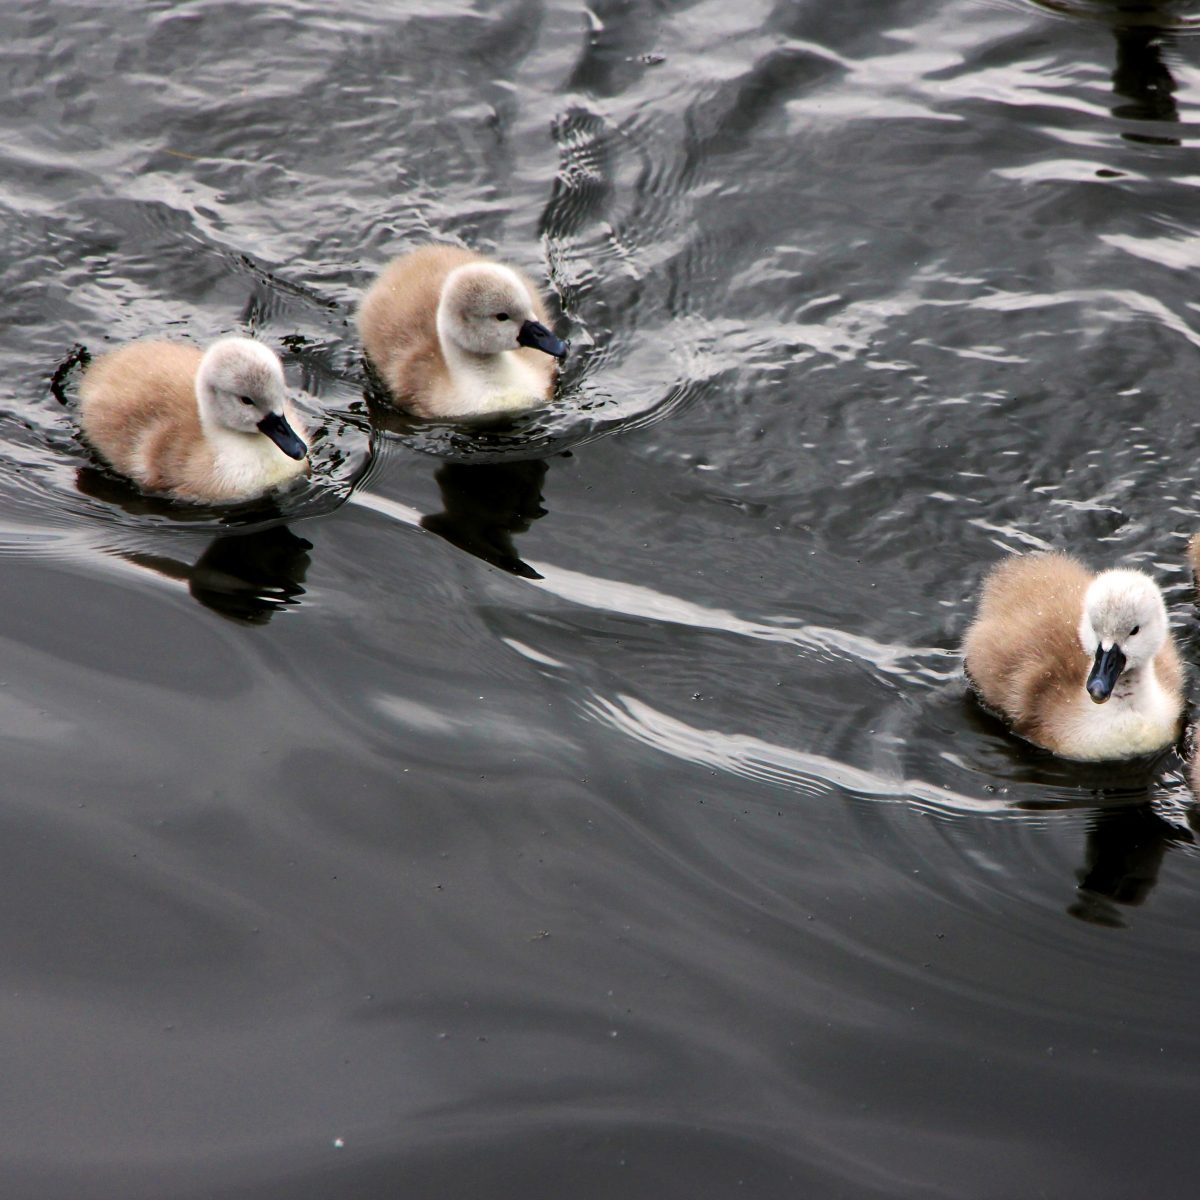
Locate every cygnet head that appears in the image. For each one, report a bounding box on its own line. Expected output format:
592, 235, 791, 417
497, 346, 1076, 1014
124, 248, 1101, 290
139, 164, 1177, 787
195, 338, 307, 460
437, 264, 567, 361
1078, 569, 1168, 704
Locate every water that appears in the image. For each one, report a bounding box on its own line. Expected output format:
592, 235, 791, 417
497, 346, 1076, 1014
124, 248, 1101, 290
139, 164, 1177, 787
2, 0, 1200, 1195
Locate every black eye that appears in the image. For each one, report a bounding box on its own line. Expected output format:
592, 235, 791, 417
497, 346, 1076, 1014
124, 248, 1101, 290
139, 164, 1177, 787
495, 312, 510, 322
239, 395, 255, 406
1130, 625, 1140, 636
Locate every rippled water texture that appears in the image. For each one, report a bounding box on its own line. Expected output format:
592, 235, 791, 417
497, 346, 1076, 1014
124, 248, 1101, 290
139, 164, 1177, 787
3, 1, 1200, 1196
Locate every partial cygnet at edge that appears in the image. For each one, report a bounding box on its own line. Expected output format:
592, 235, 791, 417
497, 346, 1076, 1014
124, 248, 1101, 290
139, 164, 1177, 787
78, 337, 310, 504
962, 552, 1183, 762
357, 244, 567, 419
1187, 532, 1200, 588
1187, 535, 1200, 799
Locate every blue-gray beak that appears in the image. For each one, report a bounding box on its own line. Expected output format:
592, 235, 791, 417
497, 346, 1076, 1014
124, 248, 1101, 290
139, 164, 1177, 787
517, 318, 567, 360
258, 411, 307, 460
1086, 644, 1126, 704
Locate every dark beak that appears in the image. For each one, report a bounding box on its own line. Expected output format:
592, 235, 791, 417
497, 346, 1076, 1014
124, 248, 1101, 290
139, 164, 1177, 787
516, 318, 568, 360
1086, 644, 1126, 704
257, 411, 307, 460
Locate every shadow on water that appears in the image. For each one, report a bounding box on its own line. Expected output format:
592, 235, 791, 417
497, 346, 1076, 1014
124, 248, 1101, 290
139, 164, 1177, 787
1069, 799, 1194, 926
73, 465, 313, 623
1111, 12, 1181, 143
1024, 1, 1185, 142
123, 526, 312, 625
49, 344, 91, 406
361, 373, 553, 579
1026, 0, 1200, 31
421, 459, 549, 580
962, 691, 1196, 926
356, 367, 554, 577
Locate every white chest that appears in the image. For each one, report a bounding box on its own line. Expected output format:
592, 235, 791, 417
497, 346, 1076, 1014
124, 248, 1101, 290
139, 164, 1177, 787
208, 427, 307, 499
446, 351, 548, 415
1055, 677, 1180, 761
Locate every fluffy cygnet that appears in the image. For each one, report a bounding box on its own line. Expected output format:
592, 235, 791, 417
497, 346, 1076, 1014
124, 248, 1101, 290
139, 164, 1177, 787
358, 244, 567, 419
78, 337, 310, 503
962, 552, 1183, 761
1188, 532, 1200, 586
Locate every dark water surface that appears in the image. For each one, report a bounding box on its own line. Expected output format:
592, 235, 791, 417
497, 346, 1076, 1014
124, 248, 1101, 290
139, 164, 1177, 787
3, 0, 1200, 1195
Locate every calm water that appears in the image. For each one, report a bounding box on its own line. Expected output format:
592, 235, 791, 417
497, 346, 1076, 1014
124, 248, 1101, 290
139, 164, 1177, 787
3, 0, 1200, 1196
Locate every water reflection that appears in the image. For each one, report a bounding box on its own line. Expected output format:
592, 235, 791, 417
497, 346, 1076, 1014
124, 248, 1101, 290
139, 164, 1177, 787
963, 698, 1192, 925
1069, 799, 1193, 926
362, 368, 553, 578
49, 344, 90, 407
1027, 0, 1200, 31
420, 459, 549, 580
124, 526, 312, 625
1025, 1, 1185, 143
1111, 14, 1180, 144
72, 458, 313, 622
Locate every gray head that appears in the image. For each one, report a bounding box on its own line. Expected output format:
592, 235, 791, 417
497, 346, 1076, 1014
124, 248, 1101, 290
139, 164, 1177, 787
194, 337, 307, 460
1077, 569, 1169, 703
436, 263, 567, 360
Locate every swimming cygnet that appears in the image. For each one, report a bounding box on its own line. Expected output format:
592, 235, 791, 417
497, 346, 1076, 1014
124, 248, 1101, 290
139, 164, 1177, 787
357, 244, 567, 418
962, 552, 1183, 761
78, 337, 310, 503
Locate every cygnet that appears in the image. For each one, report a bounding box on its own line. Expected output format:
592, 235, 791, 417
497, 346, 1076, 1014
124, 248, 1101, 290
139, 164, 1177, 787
78, 337, 310, 503
962, 552, 1183, 761
357, 244, 567, 418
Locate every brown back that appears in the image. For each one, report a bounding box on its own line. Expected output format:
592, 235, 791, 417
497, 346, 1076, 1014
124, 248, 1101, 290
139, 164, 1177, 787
78, 341, 210, 492
1189, 533, 1200, 592
357, 244, 552, 412
962, 553, 1092, 745
962, 552, 1183, 746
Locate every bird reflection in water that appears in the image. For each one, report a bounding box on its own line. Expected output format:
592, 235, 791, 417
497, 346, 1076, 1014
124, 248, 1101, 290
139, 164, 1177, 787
966, 682, 1192, 927
75, 464, 312, 624
362, 378, 552, 578
421, 459, 549, 580
1068, 797, 1193, 927
125, 526, 313, 625
1109, 3, 1181, 145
